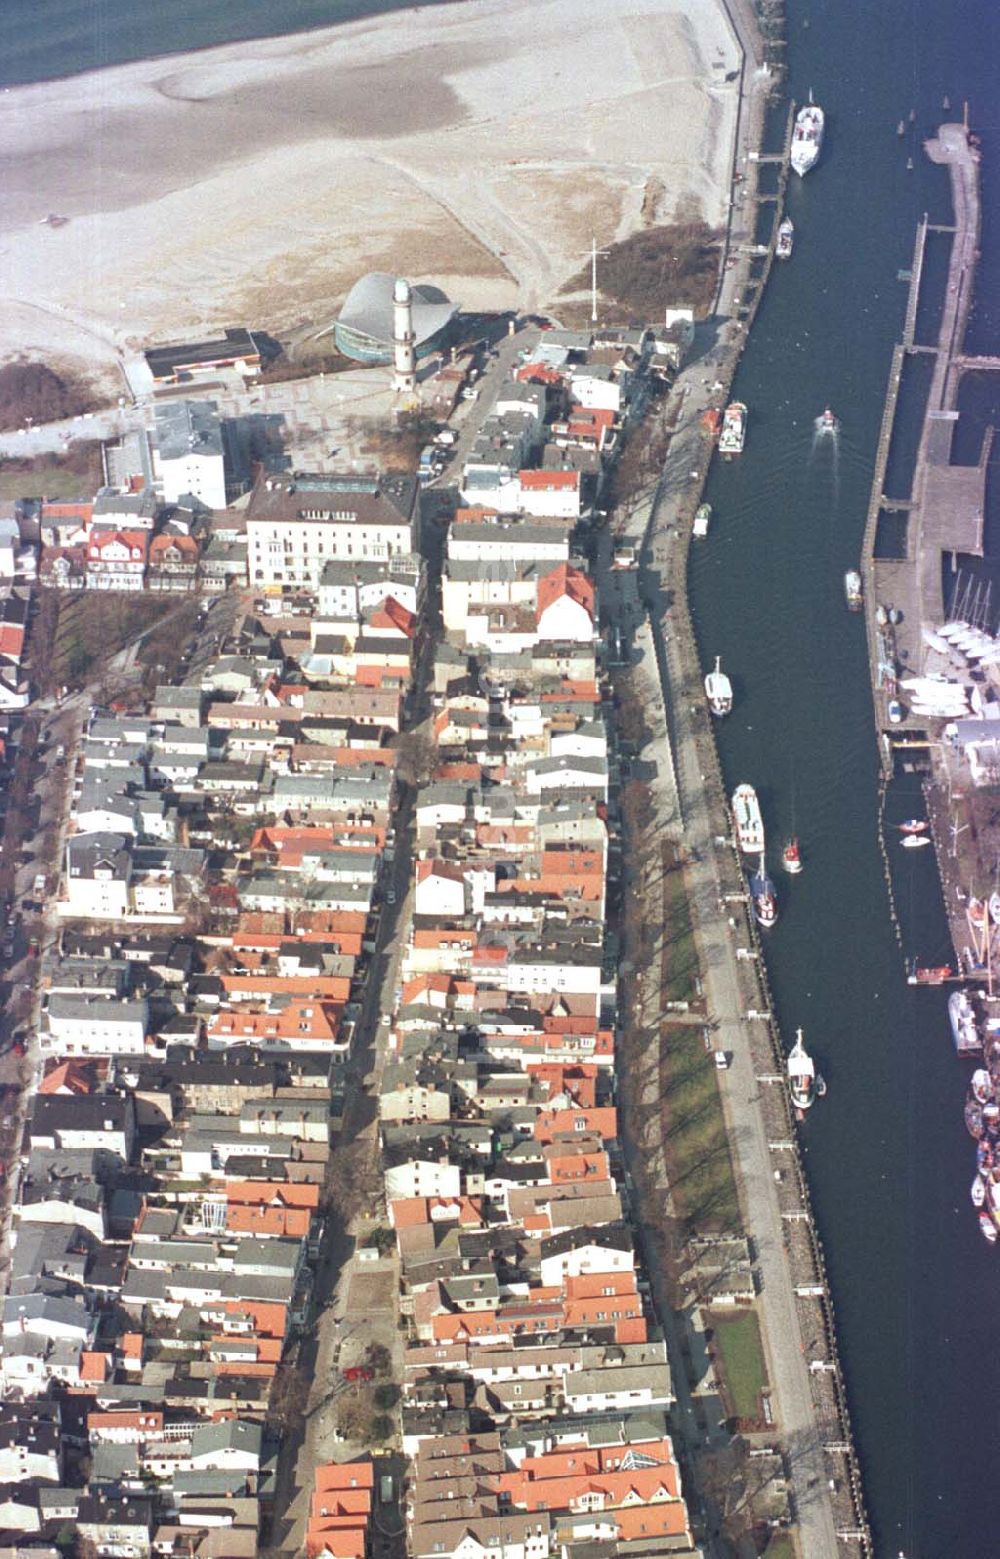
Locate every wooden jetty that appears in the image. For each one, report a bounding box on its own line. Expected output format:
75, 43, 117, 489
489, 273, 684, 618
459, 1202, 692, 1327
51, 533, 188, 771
859, 121, 989, 776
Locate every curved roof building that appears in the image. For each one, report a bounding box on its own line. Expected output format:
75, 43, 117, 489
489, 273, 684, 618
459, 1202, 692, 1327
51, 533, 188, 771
333, 273, 458, 364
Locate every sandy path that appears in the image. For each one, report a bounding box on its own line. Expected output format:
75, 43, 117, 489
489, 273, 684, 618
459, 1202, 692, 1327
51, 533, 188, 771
0, 0, 740, 378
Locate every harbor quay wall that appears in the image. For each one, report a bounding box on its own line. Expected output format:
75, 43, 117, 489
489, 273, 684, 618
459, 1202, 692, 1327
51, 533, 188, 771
859, 124, 988, 972
652, 522, 872, 1555
627, 106, 872, 1553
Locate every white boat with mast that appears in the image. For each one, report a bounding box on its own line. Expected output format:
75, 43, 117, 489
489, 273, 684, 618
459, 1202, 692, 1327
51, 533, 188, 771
791, 91, 825, 176
704, 656, 733, 716
788, 1028, 825, 1112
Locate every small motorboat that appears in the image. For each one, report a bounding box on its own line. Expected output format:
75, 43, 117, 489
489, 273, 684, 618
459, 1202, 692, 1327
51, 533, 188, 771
901, 835, 931, 849
899, 819, 928, 834
888, 698, 905, 724
979, 1211, 997, 1244
815, 1073, 827, 1099
782, 838, 803, 874
816, 406, 838, 434
973, 1176, 987, 1209
897, 119, 906, 136
909, 964, 952, 984
972, 1069, 994, 1105
965, 1098, 985, 1139
977, 1139, 995, 1172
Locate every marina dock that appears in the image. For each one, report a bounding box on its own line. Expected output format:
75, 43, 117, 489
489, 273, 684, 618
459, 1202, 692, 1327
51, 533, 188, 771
860, 120, 988, 774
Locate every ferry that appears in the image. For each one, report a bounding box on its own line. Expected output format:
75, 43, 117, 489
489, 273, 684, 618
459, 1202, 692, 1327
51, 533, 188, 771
788, 1029, 823, 1112
782, 837, 803, 874
731, 783, 765, 855
693, 502, 712, 539
704, 656, 732, 716
718, 401, 747, 457
775, 218, 794, 259
750, 866, 778, 928
949, 990, 982, 1055
844, 570, 863, 611
791, 92, 825, 176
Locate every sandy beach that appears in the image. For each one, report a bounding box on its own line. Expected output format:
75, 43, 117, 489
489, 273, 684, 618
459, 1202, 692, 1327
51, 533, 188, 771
0, 0, 740, 385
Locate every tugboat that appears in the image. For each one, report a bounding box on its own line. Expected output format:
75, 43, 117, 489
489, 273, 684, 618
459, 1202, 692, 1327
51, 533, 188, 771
775, 217, 794, 259
704, 656, 733, 716
750, 865, 778, 928
787, 1029, 821, 1113
844, 570, 863, 611
731, 784, 765, 855
782, 838, 803, 874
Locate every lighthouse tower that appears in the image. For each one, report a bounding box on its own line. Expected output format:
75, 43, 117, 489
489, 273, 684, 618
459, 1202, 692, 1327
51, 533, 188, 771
392, 277, 417, 395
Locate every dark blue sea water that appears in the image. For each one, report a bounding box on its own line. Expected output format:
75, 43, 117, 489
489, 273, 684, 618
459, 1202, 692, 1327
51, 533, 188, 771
6, 0, 1000, 1552
0, 0, 459, 87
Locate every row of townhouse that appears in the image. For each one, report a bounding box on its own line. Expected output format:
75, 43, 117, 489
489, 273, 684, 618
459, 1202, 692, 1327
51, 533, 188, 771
372, 430, 705, 1559
2, 521, 421, 1556
457, 328, 648, 520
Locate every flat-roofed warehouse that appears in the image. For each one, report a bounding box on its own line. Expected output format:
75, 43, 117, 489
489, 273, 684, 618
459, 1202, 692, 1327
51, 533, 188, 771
144, 328, 269, 385
332, 273, 458, 365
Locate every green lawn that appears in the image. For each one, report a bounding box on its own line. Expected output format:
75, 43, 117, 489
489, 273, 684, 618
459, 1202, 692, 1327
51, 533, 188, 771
710, 1309, 768, 1422
662, 855, 699, 1004
660, 1021, 740, 1233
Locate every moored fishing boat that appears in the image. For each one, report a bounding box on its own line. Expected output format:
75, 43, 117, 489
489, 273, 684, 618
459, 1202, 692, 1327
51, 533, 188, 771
788, 1029, 819, 1112
973, 1176, 987, 1208
731, 784, 764, 855
844, 570, 863, 611
750, 866, 778, 929
776, 217, 794, 259
704, 656, 732, 716
782, 837, 803, 874
693, 502, 712, 539
979, 1210, 997, 1244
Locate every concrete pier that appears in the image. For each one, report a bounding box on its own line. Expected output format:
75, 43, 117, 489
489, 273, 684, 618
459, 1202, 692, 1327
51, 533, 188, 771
860, 121, 988, 773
